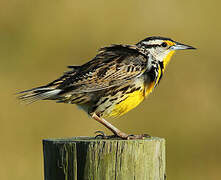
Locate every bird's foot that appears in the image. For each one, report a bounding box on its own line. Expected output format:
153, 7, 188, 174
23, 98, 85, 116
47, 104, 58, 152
114, 131, 151, 140
95, 131, 118, 139
95, 131, 151, 140
126, 133, 151, 140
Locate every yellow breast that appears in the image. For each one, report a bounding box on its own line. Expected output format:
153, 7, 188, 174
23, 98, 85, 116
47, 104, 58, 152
108, 82, 155, 117
109, 90, 145, 117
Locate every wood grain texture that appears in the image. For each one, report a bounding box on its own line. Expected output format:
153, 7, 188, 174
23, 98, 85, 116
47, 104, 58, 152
43, 137, 165, 180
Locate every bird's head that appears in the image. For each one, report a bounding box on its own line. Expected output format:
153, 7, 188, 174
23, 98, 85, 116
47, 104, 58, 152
137, 36, 196, 69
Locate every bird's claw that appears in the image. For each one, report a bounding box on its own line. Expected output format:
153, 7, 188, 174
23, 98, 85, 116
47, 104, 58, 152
126, 133, 151, 140
95, 131, 108, 139
95, 131, 151, 140
95, 131, 119, 139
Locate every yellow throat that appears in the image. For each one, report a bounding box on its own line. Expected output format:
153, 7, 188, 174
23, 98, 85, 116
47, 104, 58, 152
163, 50, 175, 71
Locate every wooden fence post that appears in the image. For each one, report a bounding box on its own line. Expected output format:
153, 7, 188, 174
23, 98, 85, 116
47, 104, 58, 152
43, 137, 166, 180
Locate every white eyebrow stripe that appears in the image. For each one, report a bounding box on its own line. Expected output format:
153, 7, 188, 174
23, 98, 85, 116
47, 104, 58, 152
142, 40, 163, 45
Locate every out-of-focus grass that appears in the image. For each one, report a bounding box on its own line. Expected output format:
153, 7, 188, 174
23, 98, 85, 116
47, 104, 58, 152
0, 0, 221, 180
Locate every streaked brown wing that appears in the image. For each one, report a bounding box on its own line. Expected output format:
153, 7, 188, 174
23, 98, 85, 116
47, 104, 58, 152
55, 45, 149, 93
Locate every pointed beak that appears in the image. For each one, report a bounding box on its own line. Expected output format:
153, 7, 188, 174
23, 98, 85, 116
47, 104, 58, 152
170, 42, 196, 50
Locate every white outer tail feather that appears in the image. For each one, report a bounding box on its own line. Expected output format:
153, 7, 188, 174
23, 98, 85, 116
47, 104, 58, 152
18, 88, 62, 104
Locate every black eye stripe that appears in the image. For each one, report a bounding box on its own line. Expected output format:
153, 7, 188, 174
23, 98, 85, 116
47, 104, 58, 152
142, 44, 161, 48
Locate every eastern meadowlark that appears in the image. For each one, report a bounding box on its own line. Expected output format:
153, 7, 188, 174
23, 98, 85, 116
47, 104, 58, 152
18, 36, 196, 139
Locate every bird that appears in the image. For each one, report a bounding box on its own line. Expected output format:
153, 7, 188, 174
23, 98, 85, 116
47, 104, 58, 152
17, 36, 196, 139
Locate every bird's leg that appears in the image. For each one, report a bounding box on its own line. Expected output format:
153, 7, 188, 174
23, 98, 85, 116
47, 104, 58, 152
91, 113, 128, 139
91, 113, 150, 139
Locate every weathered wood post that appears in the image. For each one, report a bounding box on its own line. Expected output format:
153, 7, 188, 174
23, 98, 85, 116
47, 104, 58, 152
43, 137, 165, 180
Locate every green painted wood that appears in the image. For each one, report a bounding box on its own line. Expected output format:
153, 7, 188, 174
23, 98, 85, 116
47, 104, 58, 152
43, 137, 166, 180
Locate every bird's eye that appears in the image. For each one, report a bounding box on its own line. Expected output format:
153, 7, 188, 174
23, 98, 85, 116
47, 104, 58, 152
161, 42, 167, 47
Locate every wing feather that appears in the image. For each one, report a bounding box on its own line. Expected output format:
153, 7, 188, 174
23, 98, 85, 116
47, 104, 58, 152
53, 45, 150, 94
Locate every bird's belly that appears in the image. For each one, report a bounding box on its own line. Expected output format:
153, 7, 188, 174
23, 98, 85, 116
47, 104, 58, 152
107, 90, 145, 117
93, 76, 156, 118
77, 77, 156, 118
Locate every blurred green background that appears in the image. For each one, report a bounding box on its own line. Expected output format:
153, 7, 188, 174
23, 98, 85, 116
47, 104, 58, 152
1, 0, 220, 180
